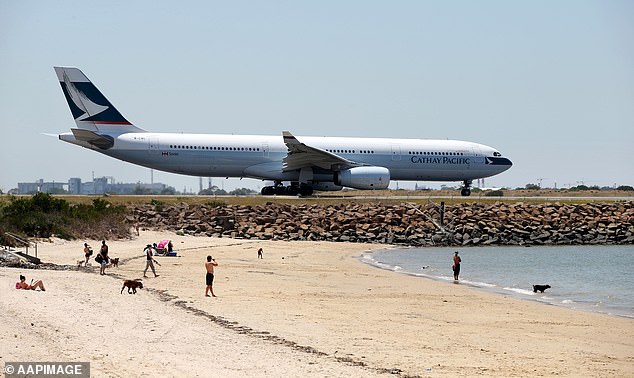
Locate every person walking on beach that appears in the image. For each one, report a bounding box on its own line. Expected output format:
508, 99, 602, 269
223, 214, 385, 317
452, 251, 462, 281
257, 247, 263, 259
99, 240, 109, 275
205, 255, 218, 297
83, 243, 93, 264
143, 244, 160, 278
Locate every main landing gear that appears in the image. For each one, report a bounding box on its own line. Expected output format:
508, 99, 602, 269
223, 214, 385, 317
460, 180, 472, 197
261, 181, 314, 196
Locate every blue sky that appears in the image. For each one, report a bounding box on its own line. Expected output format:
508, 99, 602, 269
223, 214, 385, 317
1, 1, 632, 192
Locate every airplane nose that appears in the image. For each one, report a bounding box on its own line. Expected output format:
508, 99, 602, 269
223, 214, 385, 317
487, 157, 513, 166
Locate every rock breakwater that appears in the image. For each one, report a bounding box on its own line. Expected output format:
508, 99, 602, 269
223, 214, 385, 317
129, 201, 634, 246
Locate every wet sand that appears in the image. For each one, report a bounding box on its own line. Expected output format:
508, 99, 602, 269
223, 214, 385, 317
1, 230, 633, 377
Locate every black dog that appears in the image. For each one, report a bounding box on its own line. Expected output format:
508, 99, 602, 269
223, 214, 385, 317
121, 279, 143, 294
533, 284, 551, 293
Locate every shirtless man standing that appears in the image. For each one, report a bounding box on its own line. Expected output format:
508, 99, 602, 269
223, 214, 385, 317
205, 255, 219, 297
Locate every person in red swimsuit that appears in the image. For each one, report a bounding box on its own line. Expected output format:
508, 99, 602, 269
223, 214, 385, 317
16, 275, 46, 291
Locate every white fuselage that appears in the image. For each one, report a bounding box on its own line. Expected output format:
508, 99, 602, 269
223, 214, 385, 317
59, 131, 511, 183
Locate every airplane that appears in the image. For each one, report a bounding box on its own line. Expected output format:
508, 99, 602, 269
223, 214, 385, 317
54, 67, 512, 196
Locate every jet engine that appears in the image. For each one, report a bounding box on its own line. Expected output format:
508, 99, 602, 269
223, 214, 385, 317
334, 167, 390, 190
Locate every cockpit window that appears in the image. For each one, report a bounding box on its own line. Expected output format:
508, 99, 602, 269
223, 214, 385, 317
493, 152, 501, 157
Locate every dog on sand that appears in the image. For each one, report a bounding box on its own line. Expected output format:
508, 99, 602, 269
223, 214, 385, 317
121, 279, 143, 294
533, 284, 551, 293
110, 257, 120, 268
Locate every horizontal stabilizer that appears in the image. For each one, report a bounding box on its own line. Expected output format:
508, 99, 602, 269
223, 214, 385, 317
71, 128, 114, 149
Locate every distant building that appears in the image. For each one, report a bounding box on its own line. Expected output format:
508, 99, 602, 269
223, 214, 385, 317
68, 178, 81, 194
18, 179, 64, 194
16, 177, 173, 195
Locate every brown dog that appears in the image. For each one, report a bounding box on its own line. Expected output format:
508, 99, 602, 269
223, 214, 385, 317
111, 257, 120, 268
121, 279, 143, 294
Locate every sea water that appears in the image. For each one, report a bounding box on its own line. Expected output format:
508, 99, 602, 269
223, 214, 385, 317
361, 245, 634, 318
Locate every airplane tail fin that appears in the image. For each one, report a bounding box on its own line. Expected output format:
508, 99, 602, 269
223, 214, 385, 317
54, 67, 145, 133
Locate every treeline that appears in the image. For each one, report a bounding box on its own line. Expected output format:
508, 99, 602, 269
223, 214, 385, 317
0, 193, 129, 245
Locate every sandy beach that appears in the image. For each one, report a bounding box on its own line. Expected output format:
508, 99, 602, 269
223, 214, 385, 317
1, 230, 633, 377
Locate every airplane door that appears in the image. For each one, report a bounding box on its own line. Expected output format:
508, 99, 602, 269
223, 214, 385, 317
262, 143, 270, 158
149, 137, 160, 154
472, 146, 484, 163
391, 144, 401, 161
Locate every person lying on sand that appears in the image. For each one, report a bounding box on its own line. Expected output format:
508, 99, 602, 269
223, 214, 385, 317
16, 275, 46, 291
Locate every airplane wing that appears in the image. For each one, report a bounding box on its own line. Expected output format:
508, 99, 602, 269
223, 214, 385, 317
282, 131, 360, 172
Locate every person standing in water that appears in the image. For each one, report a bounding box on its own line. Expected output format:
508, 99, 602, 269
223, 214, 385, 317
452, 251, 462, 281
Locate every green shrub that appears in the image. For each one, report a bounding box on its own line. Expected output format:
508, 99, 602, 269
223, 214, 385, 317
484, 190, 504, 197
0, 193, 127, 239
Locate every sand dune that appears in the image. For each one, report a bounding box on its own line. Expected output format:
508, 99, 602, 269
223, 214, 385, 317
1, 230, 632, 377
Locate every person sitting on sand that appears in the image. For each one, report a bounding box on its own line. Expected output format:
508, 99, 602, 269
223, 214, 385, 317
16, 275, 45, 291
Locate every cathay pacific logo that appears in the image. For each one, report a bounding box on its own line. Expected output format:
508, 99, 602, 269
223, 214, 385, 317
485, 157, 513, 166
411, 156, 471, 165
63, 72, 109, 121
